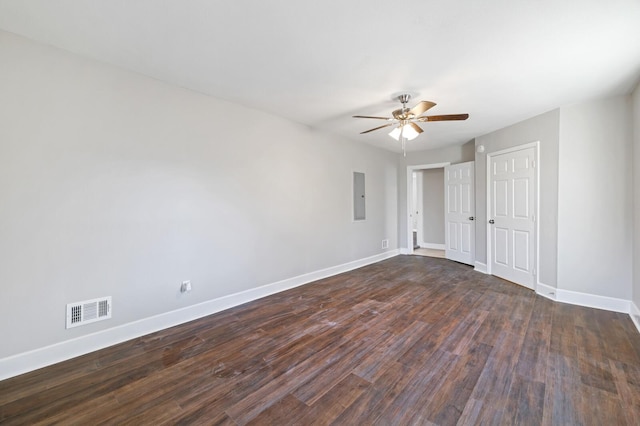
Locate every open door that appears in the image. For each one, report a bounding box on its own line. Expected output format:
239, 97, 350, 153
445, 162, 475, 265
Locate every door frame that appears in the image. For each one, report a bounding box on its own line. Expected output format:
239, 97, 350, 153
485, 141, 540, 288
405, 162, 450, 254
414, 171, 424, 248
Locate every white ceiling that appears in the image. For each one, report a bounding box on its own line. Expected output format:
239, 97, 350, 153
1, 0, 639, 152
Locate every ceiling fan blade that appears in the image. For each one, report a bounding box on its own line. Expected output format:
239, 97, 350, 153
408, 122, 424, 134
353, 115, 392, 120
417, 113, 469, 122
409, 101, 436, 117
360, 123, 394, 134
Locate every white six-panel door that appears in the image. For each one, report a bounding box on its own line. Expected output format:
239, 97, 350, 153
489, 147, 536, 289
445, 162, 475, 266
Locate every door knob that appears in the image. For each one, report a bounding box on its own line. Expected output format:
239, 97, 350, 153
489, 219, 495, 224
469, 216, 474, 221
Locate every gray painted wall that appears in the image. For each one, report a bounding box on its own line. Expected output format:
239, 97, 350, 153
634, 82, 640, 309
0, 31, 399, 359
558, 96, 633, 299
421, 169, 445, 245
475, 110, 560, 287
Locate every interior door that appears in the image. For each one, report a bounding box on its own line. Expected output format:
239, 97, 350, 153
489, 147, 536, 289
445, 161, 475, 265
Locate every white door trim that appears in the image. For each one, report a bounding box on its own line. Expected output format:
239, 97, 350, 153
405, 162, 450, 254
415, 171, 424, 247
485, 141, 540, 290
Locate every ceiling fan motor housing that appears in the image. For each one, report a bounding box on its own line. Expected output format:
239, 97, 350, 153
397, 94, 412, 104
393, 108, 413, 120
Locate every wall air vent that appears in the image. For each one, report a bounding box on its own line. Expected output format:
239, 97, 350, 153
66, 297, 112, 329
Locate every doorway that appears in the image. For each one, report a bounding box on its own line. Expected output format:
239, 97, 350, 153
406, 163, 449, 256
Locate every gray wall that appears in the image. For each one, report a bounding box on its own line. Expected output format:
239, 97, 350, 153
475, 110, 560, 287
421, 169, 445, 245
557, 96, 632, 299
634, 82, 640, 309
0, 31, 399, 359
398, 141, 475, 248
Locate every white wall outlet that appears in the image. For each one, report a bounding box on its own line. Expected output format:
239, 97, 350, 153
180, 280, 192, 293
381, 239, 389, 249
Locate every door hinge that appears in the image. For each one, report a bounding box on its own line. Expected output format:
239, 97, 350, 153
532, 215, 536, 222
532, 160, 536, 168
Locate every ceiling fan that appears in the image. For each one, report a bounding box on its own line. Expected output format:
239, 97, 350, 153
353, 94, 469, 155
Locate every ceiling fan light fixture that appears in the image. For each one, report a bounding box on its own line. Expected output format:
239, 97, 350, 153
389, 124, 419, 141
388, 127, 402, 141
402, 124, 419, 140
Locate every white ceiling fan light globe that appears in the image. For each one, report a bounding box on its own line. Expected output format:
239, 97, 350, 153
403, 124, 419, 140
389, 124, 419, 141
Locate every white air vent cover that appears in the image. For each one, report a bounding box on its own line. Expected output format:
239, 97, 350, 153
66, 297, 112, 329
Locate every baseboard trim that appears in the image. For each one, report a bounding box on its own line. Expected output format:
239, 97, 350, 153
0, 249, 399, 381
418, 242, 445, 250
474, 261, 487, 274
536, 282, 557, 301
630, 302, 640, 334
554, 288, 630, 314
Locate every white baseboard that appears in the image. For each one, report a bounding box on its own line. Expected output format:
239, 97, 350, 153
537, 282, 632, 314
630, 302, 640, 334
400, 248, 411, 255
554, 288, 630, 314
474, 261, 487, 274
536, 282, 557, 301
0, 249, 399, 381
418, 242, 445, 250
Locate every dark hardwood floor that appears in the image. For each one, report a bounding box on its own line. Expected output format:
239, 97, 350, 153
2, 255, 640, 425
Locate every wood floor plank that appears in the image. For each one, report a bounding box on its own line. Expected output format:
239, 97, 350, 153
500, 374, 545, 426
463, 330, 526, 424
351, 361, 422, 424
298, 373, 372, 425
330, 361, 414, 424
352, 320, 430, 382
456, 397, 485, 425
0, 334, 209, 423
2, 256, 640, 425
245, 394, 310, 426
549, 303, 580, 359
291, 327, 388, 405
415, 342, 494, 425
375, 349, 458, 424
515, 296, 553, 382
31, 393, 120, 426
0, 355, 101, 406
609, 359, 640, 425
